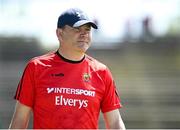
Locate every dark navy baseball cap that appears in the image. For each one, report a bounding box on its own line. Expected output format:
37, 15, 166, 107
57, 8, 98, 29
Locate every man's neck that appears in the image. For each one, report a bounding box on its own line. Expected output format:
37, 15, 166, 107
58, 48, 85, 61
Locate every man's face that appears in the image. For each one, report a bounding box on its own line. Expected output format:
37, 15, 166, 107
58, 24, 92, 53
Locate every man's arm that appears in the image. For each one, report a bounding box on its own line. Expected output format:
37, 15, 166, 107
103, 109, 126, 129
9, 101, 32, 129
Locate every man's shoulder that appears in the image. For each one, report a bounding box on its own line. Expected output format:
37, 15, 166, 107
28, 51, 57, 65
85, 55, 107, 70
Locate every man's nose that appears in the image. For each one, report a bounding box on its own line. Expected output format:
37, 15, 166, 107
80, 30, 89, 37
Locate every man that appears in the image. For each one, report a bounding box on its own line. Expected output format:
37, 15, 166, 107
9, 8, 126, 129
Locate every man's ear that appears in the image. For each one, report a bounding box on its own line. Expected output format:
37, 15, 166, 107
56, 28, 62, 37
56, 28, 63, 41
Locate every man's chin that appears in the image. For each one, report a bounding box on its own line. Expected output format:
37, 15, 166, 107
77, 44, 90, 52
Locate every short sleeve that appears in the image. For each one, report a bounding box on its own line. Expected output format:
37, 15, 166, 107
14, 61, 35, 108
101, 68, 122, 113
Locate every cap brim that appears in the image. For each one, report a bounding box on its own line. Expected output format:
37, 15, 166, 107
73, 20, 98, 29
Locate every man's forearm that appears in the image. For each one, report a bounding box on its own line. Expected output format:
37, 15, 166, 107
103, 109, 126, 129
9, 101, 31, 129
9, 117, 29, 129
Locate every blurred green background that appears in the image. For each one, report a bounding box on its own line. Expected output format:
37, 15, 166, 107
0, 0, 180, 129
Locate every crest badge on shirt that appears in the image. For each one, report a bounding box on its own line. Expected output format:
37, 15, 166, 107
83, 73, 91, 82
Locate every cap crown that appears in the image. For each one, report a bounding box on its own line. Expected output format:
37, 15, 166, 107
57, 8, 97, 29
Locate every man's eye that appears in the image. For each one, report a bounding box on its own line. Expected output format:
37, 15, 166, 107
74, 27, 80, 32
86, 28, 91, 31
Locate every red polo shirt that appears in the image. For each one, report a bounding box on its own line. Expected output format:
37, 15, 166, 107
14, 51, 122, 129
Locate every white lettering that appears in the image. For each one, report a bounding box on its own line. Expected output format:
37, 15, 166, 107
47, 88, 54, 93
55, 96, 60, 105
68, 99, 74, 106
48, 87, 96, 97
51, 87, 96, 109
73, 99, 78, 107
71, 88, 75, 95
55, 95, 89, 109
66, 88, 71, 94
78, 100, 88, 109
78, 100, 84, 109
63, 97, 68, 105
83, 100, 88, 108
60, 95, 63, 105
